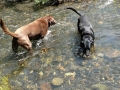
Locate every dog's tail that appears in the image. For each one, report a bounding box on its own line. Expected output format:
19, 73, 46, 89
0, 19, 18, 38
66, 7, 81, 16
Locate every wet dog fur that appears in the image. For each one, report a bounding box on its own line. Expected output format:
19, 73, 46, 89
0, 15, 56, 54
66, 7, 95, 56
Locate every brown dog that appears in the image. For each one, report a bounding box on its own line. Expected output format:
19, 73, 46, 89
0, 15, 56, 54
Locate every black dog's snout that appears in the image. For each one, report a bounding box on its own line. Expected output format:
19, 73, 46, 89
85, 49, 90, 56
82, 37, 93, 56
82, 38, 91, 49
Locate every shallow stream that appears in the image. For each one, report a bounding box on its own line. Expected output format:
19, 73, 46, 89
0, 0, 120, 90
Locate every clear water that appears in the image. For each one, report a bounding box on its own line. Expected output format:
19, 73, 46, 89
0, 0, 120, 90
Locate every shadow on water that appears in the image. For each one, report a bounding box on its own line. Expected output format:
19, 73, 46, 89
0, 0, 120, 90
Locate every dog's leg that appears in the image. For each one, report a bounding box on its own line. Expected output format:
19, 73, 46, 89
12, 38, 19, 53
22, 39, 33, 55
41, 29, 47, 38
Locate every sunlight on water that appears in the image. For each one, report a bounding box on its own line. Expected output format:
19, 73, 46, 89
98, 0, 114, 9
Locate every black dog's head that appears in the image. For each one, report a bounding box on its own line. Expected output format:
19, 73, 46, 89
81, 35, 94, 56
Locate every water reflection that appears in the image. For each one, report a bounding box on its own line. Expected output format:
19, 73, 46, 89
0, 0, 120, 90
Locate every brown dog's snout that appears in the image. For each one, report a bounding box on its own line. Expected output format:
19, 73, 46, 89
50, 19, 57, 26
51, 18, 57, 25
54, 19, 57, 24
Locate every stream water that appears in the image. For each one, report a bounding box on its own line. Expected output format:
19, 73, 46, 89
0, 0, 120, 90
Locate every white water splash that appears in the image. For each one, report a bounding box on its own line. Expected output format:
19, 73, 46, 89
98, 0, 114, 9
44, 30, 51, 40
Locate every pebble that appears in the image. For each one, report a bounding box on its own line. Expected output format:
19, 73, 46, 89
64, 72, 76, 79
81, 62, 87, 66
15, 80, 22, 86
98, 21, 103, 24
39, 71, 43, 78
52, 77, 63, 86
92, 83, 109, 90
40, 82, 51, 90
30, 70, 33, 74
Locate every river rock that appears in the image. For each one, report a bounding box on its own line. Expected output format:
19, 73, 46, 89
64, 72, 76, 79
92, 83, 109, 90
52, 77, 63, 86
40, 82, 51, 90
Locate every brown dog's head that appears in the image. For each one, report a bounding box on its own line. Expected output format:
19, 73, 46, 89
44, 15, 57, 27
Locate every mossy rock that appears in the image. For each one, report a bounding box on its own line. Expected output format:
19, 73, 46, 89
92, 83, 109, 90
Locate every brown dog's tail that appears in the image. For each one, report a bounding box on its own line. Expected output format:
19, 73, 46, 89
0, 19, 18, 38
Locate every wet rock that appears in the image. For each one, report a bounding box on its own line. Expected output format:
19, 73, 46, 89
39, 71, 43, 78
12, 70, 20, 75
30, 70, 33, 74
57, 64, 66, 71
41, 48, 49, 54
65, 72, 76, 79
15, 80, 22, 86
52, 77, 63, 86
92, 83, 109, 90
98, 21, 103, 24
40, 82, 52, 90
93, 56, 97, 60
81, 61, 87, 66
53, 71, 56, 75
105, 49, 120, 58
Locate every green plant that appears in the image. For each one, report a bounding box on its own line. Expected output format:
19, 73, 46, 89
35, 0, 49, 4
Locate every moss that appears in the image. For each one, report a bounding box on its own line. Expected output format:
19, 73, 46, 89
0, 76, 11, 90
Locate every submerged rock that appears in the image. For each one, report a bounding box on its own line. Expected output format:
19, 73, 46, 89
92, 83, 109, 90
40, 82, 52, 90
39, 71, 43, 78
64, 72, 76, 79
52, 77, 63, 86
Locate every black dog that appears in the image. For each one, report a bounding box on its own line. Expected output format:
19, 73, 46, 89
66, 7, 95, 56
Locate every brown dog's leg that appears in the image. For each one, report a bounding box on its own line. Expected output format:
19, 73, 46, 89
20, 38, 33, 54
12, 38, 19, 53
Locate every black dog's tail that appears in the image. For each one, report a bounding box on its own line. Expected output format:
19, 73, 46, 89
66, 7, 81, 16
